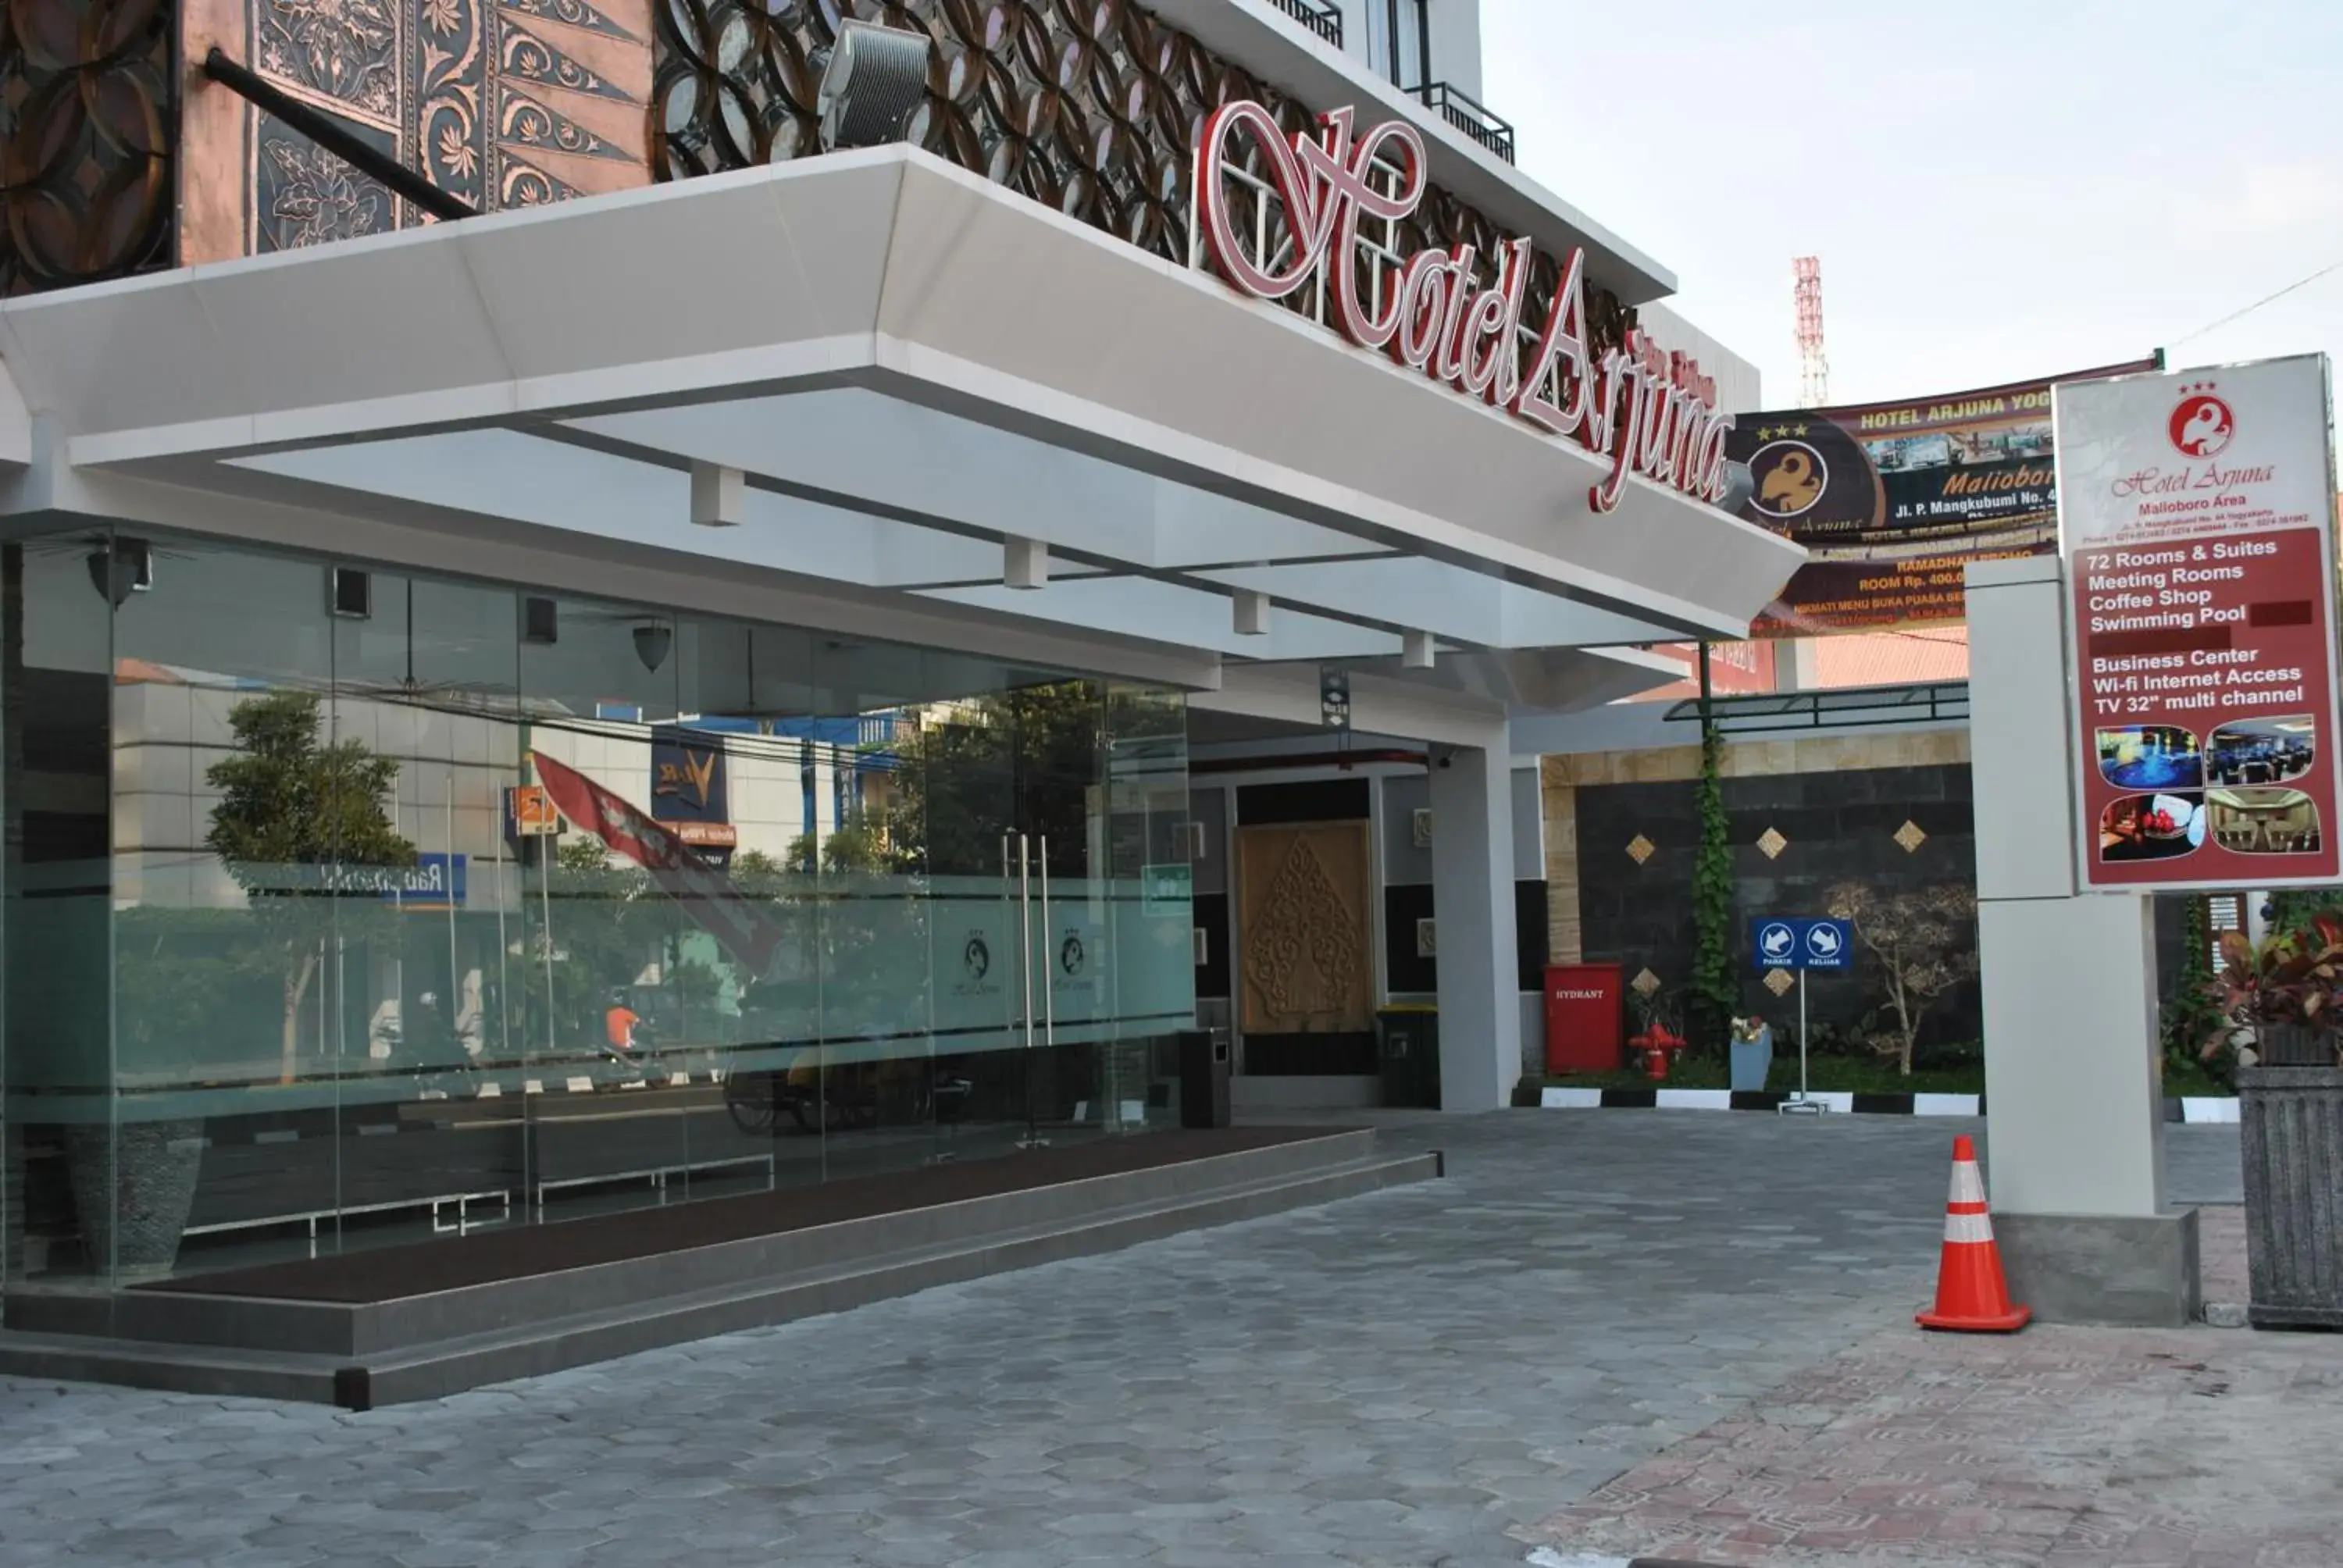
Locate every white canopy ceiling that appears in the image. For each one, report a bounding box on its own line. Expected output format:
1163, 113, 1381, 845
0, 144, 1799, 720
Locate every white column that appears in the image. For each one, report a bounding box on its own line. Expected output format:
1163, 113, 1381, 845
1967, 556, 2166, 1217
1430, 726, 1520, 1111
1967, 557, 2191, 1325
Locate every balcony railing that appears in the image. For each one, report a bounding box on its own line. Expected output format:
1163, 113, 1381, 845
1411, 81, 1516, 164
1269, 0, 1345, 48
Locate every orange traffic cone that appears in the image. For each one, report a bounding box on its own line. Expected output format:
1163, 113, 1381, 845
1916, 1134, 2031, 1333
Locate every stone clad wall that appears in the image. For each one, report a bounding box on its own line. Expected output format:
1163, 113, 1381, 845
1542, 730, 1981, 1046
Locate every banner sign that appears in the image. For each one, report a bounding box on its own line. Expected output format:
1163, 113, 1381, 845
1724, 358, 2158, 635
2057, 354, 2343, 891
504, 783, 562, 839
322, 853, 467, 906
1637, 640, 1777, 703
651, 726, 729, 825
1142, 863, 1193, 918
1751, 917, 1853, 972
1195, 103, 1731, 512
532, 751, 787, 977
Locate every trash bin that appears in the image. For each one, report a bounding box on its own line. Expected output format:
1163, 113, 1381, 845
1376, 1006, 1441, 1109
1178, 1028, 1230, 1128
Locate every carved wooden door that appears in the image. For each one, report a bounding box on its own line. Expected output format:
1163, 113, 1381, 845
1236, 822, 1374, 1037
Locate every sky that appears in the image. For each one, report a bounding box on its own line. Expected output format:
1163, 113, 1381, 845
1481, 0, 2343, 429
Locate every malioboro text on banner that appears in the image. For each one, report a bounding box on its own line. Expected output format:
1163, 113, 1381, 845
1724, 358, 2156, 636
1193, 103, 1732, 513
2056, 354, 2343, 892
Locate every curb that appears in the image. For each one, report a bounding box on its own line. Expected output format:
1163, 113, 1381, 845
1536, 1087, 1982, 1116
1532, 1089, 2244, 1120
1527, 1552, 1735, 1568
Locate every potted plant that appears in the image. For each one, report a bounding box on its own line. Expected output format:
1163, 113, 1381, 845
1728, 1013, 1774, 1093
2202, 914, 2343, 1327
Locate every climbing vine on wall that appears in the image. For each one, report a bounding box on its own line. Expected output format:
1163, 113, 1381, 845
1689, 714, 1735, 1053
2161, 895, 2224, 1072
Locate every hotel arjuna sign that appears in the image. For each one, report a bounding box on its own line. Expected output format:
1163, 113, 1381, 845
1195, 103, 1733, 512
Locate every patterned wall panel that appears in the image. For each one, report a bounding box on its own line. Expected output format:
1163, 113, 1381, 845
649, 0, 1632, 357
0, 0, 177, 296
180, 0, 651, 263
1237, 821, 1372, 1036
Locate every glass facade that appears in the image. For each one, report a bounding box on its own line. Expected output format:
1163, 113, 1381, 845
1, 529, 1193, 1294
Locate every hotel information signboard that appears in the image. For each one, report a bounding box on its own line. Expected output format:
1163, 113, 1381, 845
2057, 354, 2342, 891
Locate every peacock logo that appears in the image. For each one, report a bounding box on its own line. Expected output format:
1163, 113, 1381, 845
1749, 440, 1827, 519
2168, 383, 2234, 458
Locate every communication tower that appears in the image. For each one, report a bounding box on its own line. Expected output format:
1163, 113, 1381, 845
1793, 256, 1828, 408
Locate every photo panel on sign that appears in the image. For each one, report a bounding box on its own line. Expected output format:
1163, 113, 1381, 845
2206, 788, 2323, 856
2207, 715, 2316, 787
2097, 792, 2206, 861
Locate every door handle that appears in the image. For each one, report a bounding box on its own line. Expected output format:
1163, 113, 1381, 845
1016, 832, 1034, 1050
1038, 836, 1054, 1047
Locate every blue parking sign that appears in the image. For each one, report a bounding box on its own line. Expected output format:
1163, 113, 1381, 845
1752, 917, 1853, 972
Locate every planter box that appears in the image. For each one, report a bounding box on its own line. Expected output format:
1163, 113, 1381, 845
1728, 1031, 1774, 1093
2237, 1064, 2343, 1330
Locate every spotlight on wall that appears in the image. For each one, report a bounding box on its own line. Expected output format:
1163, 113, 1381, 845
633, 620, 674, 673
85, 538, 152, 606
1717, 460, 1756, 514
817, 20, 932, 151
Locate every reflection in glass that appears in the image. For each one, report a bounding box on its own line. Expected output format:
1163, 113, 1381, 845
2, 531, 1195, 1292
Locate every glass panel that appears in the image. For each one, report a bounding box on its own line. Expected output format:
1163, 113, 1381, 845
3, 526, 1196, 1293
518, 593, 703, 1221
903, 680, 1022, 1168
1104, 682, 1196, 1124
1018, 680, 1110, 1149
110, 536, 337, 1279
802, 634, 949, 1181
328, 573, 524, 1255
2, 533, 116, 1289
671, 618, 825, 1192
1396, 0, 1428, 87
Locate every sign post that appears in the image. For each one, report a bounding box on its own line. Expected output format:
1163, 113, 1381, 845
1753, 916, 1853, 1112
2056, 355, 2342, 893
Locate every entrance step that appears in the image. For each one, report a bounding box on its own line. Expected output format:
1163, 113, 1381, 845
0, 1131, 1437, 1407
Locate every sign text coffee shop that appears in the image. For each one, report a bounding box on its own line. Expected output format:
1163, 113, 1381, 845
0, 0, 1796, 1392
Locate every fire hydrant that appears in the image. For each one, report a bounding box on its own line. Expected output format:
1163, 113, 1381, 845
1632, 1025, 1685, 1082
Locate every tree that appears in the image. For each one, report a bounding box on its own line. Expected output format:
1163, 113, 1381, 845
205, 690, 413, 1084
1824, 882, 1980, 1076
1688, 713, 1736, 1053
783, 820, 889, 877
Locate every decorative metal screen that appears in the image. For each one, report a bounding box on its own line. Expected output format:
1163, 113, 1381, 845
651, 0, 1628, 358
0, 0, 178, 296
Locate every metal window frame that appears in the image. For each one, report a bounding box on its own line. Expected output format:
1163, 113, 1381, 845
1661, 681, 1972, 735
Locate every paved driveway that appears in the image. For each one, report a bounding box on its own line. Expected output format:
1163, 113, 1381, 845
0, 1114, 2238, 1567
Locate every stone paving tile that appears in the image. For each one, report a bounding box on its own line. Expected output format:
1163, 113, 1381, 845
0, 1116, 2238, 1566
1525, 1320, 2343, 1568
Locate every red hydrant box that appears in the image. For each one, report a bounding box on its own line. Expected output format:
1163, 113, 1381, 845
1544, 963, 1624, 1073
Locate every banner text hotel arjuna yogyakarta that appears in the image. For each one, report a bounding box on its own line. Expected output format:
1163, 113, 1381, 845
1195, 104, 1735, 513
